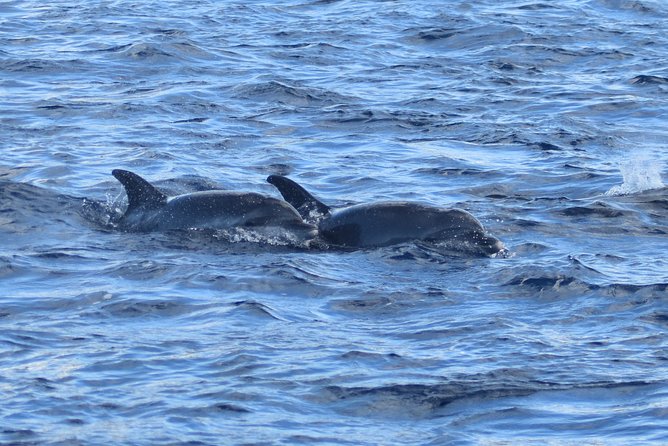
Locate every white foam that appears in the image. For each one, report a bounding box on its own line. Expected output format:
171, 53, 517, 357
606, 157, 665, 196
213, 227, 307, 247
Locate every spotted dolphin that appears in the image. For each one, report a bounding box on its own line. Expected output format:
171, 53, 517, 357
267, 175, 504, 256
112, 169, 316, 239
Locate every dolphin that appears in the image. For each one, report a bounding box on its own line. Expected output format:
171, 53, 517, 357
111, 169, 316, 239
266, 175, 504, 256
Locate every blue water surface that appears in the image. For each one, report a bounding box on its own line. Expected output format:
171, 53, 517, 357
1, 1, 668, 444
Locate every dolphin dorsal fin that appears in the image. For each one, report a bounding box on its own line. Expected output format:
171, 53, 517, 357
112, 169, 168, 213
267, 175, 330, 222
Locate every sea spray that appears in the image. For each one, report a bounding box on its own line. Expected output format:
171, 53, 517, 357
606, 157, 665, 196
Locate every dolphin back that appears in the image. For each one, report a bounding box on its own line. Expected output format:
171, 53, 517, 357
266, 175, 331, 222
112, 169, 168, 213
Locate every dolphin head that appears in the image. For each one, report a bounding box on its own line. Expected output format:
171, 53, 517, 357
429, 209, 505, 257
471, 232, 506, 256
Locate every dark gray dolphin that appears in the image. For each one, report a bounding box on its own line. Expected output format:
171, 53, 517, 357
112, 169, 316, 238
267, 175, 504, 256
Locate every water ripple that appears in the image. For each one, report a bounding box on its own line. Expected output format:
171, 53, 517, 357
2, 1, 668, 444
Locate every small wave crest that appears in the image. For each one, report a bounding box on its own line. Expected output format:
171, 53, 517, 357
606, 157, 665, 196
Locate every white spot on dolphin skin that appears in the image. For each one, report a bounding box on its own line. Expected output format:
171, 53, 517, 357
606, 157, 665, 196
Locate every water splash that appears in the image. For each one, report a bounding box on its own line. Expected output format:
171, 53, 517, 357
606, 157, 665, 196
213, 227, 309, 247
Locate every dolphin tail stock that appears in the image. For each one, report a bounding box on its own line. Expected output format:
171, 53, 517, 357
266, 175, 331, 222
112, 169, 168, 213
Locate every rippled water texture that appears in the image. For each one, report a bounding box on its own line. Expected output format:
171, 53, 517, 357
1, 1, 668, 444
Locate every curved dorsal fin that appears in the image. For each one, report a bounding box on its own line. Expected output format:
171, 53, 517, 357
112, 169, 167, 213
267, 175, 330, 222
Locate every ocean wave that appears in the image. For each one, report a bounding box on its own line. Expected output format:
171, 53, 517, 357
98, 296, 193, 319
630, 74, 668, 85
317, 374, 659, 419
560, 201, 627, 217
233, 80, 354, 107
228, 300, 285, 321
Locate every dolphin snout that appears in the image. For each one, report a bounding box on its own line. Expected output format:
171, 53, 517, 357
478, 234, 505, 256
491, 241, 509, 258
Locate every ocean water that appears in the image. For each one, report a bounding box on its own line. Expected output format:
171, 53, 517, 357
1, 0, 668, 444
